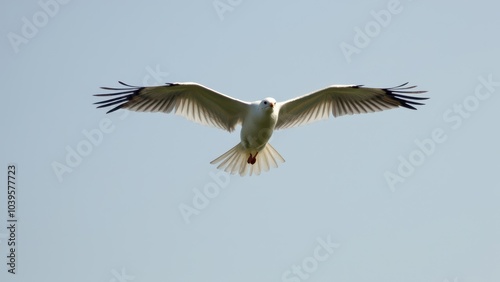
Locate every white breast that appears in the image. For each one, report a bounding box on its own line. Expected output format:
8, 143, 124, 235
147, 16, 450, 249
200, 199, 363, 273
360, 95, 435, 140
239, 103, 278, 151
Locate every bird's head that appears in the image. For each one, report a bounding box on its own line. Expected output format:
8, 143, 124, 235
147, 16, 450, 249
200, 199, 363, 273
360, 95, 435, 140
259, 98, 277, 112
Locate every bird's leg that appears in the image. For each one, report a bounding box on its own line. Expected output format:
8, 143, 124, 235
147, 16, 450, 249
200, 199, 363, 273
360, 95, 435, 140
247, 152, 258, 165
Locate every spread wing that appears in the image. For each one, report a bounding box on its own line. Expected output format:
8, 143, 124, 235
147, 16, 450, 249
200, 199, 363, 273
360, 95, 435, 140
94, 81, 250, 132
275, 83, 428, 129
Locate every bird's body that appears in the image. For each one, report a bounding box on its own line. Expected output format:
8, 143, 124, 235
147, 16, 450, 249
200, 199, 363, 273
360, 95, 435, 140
241, 99, 278, 152
94, 81, 428, 176
211, 98, 284, 176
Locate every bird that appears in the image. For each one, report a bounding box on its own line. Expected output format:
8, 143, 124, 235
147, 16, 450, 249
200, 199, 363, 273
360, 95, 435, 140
94, 81, 428, 176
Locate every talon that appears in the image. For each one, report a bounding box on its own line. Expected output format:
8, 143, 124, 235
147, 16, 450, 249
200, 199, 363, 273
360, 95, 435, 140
247, 152, 258, 165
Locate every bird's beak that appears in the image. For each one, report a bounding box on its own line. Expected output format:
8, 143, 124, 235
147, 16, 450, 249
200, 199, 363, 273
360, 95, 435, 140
270, 103, 275, 108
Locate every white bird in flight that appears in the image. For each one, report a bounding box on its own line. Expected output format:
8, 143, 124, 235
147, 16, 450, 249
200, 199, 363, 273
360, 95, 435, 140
94, 81, 427, 176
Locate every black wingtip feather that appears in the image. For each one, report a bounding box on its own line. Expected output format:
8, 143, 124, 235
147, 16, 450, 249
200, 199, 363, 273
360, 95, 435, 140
384, 83, 429, 110
105, 105, 125, 114
93, 81, 183, 113
118, 81, 141, 88
93, 81, 144, 114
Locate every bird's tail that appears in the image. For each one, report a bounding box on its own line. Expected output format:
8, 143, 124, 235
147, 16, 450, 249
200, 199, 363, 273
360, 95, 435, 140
210, 143, 285, 176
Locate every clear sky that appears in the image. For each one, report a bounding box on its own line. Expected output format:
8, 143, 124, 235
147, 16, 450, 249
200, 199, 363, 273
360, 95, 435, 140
1, 1, 499, 281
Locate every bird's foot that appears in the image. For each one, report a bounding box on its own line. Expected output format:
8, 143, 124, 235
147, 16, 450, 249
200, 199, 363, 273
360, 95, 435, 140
247, 152, 258, 165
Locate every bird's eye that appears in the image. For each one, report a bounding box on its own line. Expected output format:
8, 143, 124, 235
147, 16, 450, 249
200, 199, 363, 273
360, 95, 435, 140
264, 101, 267, 104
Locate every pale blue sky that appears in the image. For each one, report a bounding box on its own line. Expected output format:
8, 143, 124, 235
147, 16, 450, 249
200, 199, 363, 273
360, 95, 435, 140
1, 1, 499, 282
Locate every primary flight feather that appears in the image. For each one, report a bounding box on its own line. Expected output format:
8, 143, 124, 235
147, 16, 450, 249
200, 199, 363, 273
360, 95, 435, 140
94, 81, 428, 176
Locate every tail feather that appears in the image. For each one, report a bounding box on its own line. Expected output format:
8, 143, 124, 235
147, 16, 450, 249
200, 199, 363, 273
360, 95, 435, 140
210, 143, 285, 176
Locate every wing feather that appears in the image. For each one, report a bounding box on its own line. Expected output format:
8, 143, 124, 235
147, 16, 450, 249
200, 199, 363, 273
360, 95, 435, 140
94, 82, 250, 132
276, 83, 428, 129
